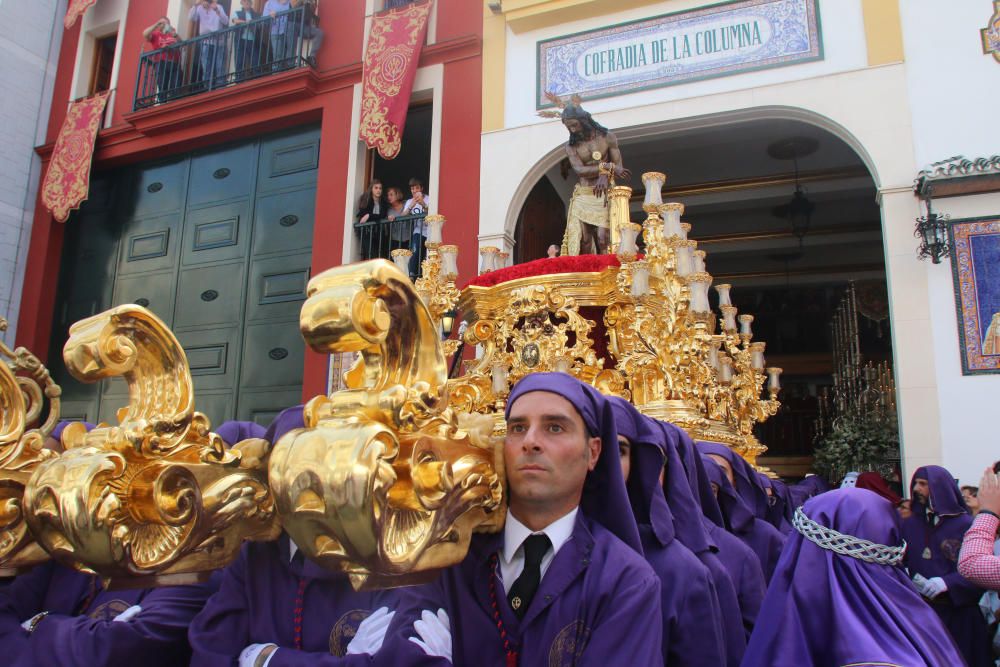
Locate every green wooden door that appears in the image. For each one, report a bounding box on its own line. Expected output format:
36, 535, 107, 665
51, 126, 320, 428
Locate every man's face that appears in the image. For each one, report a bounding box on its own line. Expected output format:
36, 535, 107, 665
707, 454, 735, 486
563, 118, 582, 135
505, 391, 600, 512
201, 0, 212, 8
912, 478, 930, 505
617, 436, 631, 482
241, 0, 252, 7
410, 184, 423, 198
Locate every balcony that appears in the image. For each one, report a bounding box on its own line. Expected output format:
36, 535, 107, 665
134, 6, 314, 111
355, 214, 429, 277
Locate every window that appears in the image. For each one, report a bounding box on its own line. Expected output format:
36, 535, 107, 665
89, 34, 117, 95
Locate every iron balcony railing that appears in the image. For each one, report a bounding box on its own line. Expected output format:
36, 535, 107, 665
355, 214, 429, 278
135, 6, 312, 111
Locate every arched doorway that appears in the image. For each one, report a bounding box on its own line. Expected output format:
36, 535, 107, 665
511, 115, 894, 479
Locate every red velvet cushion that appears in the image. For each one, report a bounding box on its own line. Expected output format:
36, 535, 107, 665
462, 254, 621, 290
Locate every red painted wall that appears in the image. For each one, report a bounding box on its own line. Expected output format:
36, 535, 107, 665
20, 1, 483, 406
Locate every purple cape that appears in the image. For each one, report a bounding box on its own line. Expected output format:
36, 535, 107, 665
787, 475, 831, 509
701, 456, 785, 582
756, 473, 792, 534
0, 561, 212, 666
697, 442, 770, 521
647, 419, 762, 642
215, 420, 267, 447
901, 465, 991, 667
743, 488, 967, 667
189, 536, 394, 666
380, 513, 662, 666
504, 373, 642, 553
609, 398, 731, 666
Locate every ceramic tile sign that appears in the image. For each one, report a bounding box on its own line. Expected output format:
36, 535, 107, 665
950, 216, 1000, 375
537, 0, 822, 107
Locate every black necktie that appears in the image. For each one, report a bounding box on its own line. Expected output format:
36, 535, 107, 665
508, 533, 551, 619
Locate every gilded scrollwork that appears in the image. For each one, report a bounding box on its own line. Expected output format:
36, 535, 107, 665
0, 319, 60, 574
24, 305, 278, 585
269, 260, 503, 589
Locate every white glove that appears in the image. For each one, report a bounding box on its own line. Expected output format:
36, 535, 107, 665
408, 608, 452, 663
924, 576, 948, 599
911, 573, 930, 597
238, 643, 278, 667
113, 605, 142, 622
347, 606, 395, 655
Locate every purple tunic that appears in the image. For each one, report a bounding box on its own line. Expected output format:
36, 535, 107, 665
703, 518, 765, 639
380, 374, 662, 666
381, 513, 662, 667
50, 421, 96, 442
743, 488, 967, 667
189, 536, 393, 666
787, 475, 831, 509
215, 420, 267, 447
651, 420, 762, 644
697, 442, 769, 521
900, 465, 991, 667
610, 398, 729, 666
701, 456, 785, 582
0, 561, 212, 666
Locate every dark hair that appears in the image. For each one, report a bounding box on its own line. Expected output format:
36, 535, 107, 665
962, 485, 979, 496
561, 104, 609, 146
387, 186, 404, 202
994, 460, 1000, 475
408, 177, 424, 189
358, 179, 387, 211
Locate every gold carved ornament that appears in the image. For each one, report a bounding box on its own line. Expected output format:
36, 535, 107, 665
268, 260, 504, 590
0, 319, 61, 574
24, 305, 279, 586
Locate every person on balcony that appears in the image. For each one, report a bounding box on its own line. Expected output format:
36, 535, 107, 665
292, 0, 324, 68
231, 0, 263, 81
188, 0, 230, 88
402, 178, 432, 278
142, 17, 182, 104
356, 179, 389, 260
264, 0, 296, 70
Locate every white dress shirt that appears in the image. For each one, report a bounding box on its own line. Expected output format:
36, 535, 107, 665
498, 507, 578, 594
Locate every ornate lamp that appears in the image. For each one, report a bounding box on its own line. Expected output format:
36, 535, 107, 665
914, 188, 950, 263
769, 137, 818, 248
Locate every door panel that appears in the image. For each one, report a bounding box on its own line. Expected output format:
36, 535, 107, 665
252, 189, 316, 256
182, 201, 251, 266
257, 128, 321, 195
239, 322, 306, 389
116, 213, 182, 276
174, 262, 245, 329
245, 253, 311, 323
52, 125, 319, 431
188, 143, 257, 208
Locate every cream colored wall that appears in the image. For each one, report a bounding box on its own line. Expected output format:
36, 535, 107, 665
479, 62, 935, 481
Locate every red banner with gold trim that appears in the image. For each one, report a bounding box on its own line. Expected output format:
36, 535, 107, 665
42, 91, 110, 223
65, 0, 98, 30
358, 0, 433, 160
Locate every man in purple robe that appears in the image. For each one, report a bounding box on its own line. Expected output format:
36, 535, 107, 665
756, 473, 792, 534
189, 406, 398, 666
0, 560, 214, 666
700, 454, 785, 582
900, 465, 992, 666
380, 373, 662, 666
665, 426, 765, 638
787, 474, 831, 509
609, 397, 731, 666
744, 488, 966, 666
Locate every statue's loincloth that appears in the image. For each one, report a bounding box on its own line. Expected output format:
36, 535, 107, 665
562, 185, 608, 256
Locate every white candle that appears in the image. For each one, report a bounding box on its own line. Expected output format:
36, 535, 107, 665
719, 356, 734, 383
679, 222, 691, 241
425, 214, 445, 245
767, 367, 783, 392
715, 283, 732, 307
439, 244, 459, 278
391, 249, 412, 274
750, 342, 766, 370
631, 260, 650, 297
491, 362, 508, 395
661, 202, 684, 238
693, 250, 706, 273
739, 314, 754, 336
721, 305, 737, 332
618, 222, 640, 257
688, 274, 712, 313
641, 172, 666, 209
